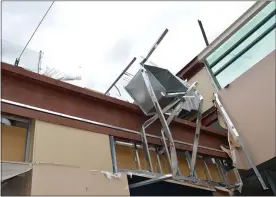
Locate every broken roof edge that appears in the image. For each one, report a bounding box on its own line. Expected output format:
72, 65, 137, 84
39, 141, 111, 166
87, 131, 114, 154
1, 62, 140, 113
176, 1, 269, 80
1, 62, 227, 137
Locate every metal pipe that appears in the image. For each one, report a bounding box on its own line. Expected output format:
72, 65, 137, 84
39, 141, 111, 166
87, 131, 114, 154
115, 141, 155, 151
215, 158, 228, 183
217, 159, 228, 183
104, 57, 136, 95
140, 29, 169, 65
129, 174, 173, 188
24, 120, 32, 162
142, 97, 181, 129
156, 147, 163, 174
202, 157, 213, 181
161, 130, 172, 172
1, 99, 225, 153
198, 20, 210, 46
141, 127, 154, 172
185, 151, 197, 178
109, 136, 118, 174
134, 142, 141, 170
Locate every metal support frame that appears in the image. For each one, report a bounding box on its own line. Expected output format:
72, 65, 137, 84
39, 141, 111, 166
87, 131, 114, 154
140, 125, 154, 172
140, 68, 178, 175
134, 142, 141, 170
137, 79, 199, 176
201, 156, 213, 182
109, 136, 118, 174
215, 158, 228, 183
185, 151, 197, 178
155, 147, 163, 174
24, 120, 32, 162
190, 93, 203, 177
122, 168, 232, 189
116, 140, 232, 189
129, 174, 173, 189
213, 93, 268, 190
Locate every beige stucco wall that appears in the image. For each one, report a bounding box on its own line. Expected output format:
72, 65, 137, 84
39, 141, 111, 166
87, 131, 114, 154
188, 67, 215, 112
33, 120, 112, 171
31, 163, 129, 195
218, 50, 275, 169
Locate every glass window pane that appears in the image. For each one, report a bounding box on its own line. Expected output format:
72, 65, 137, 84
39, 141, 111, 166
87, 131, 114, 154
206, 1, 276, 65
216, 28, 276, 88
212, 15, 276, 73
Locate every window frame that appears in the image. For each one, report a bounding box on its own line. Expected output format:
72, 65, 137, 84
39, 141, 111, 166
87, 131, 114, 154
205, 2, 276, 89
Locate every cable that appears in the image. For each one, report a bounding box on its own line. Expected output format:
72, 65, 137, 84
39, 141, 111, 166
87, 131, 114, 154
15, 1, 55, 66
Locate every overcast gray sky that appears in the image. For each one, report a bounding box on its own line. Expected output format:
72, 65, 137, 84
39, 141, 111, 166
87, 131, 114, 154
1, 1, 255, 99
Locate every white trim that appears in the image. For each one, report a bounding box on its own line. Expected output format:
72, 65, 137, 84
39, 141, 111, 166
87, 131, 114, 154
1, 98, 225, 153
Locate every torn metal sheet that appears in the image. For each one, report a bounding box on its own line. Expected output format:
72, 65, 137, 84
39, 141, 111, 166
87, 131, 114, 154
1, 161, 32, 182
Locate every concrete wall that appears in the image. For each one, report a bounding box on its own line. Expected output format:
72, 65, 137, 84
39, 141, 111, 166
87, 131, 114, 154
31, 163, 129, 195
188, 67, 215, 112
218, 50, 275, 169
32, 120, 112, 170
31, 120, 129, 195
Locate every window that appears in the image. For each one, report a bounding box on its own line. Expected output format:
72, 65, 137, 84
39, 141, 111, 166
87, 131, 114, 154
1, 114, 33, 162
206, 2, 276, 89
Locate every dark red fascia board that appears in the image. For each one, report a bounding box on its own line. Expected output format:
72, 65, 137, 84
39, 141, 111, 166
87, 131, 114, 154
176, 56, 205, 81
1, 62, 228, 157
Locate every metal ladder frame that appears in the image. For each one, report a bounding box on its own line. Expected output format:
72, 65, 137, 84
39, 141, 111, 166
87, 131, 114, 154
213, 93, 268, 190
127, 28, 205, 187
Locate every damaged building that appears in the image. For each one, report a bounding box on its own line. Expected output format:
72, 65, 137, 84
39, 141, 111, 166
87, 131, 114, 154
1, 1, 275, 196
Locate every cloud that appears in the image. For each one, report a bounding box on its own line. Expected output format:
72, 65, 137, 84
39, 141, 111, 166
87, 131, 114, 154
2, 1, 255, 97
105, 36, 133, 65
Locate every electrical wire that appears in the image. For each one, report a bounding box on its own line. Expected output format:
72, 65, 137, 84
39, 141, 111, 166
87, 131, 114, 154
15, 1, 55, 66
